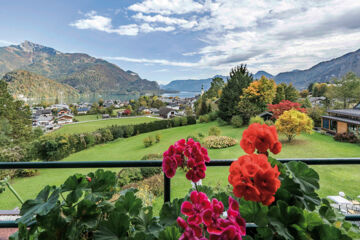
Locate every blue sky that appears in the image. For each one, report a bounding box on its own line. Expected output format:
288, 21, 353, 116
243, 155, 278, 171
1, 0, 360, 84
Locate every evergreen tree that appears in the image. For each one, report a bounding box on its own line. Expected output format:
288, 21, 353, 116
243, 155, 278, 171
199, 98, 208, 116
284, 83, 299, 102
204, 77, 225, 99
0, 80, 31, 143
274, 84, 286, 104
218, 65, 253, 121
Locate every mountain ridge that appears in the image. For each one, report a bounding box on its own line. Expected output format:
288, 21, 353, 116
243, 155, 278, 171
0, 41, 159, 95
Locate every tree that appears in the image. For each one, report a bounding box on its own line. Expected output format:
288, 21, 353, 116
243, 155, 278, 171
242, 76, 277, 110
98, 98, 104, 107
275, 109, 313, 142
198, 98, 209, 116
0, 80, 31, 143
218, 65, 253, 121
284, 83, 298, 102
204, 77, 225, 99
274, 84, 286, 104
237, 97, 262, 124
307, 82, 314, 93
300, 89, 309, 98
267, 100, 306, 119
301, 97, 312, 109
312, 83, 327, 97
330, 72, 360, 108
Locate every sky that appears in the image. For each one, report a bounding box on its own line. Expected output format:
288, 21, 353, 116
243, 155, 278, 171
0, 0, 360, 84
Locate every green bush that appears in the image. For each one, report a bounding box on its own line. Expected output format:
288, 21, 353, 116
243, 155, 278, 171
143, 136, 155, 147
140, 153, 162, 179
199, 115, 210, 123
155, 133, 161, 143
187, 115, 197, 124
208, 111, 218, 121
173, 117, 182, 127
231, 115, 243, 128
118, 168, 143, 187
16, 169, 38, 177
180, 117, 188, 126
249, 116, 265, 125
203, 136, 237, 149
217, 117, 228, 126
208, 126, 221, 136
123, 125, 134, 137
197, 132, 205, 138
265, 120, 274, 126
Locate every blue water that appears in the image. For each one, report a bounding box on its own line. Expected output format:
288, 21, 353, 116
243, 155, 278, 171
161, 91, 201, 98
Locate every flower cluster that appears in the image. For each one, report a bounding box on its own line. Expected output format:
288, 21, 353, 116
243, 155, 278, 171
162, 138, 210, 182
177, 191, 246, 240
240, 123, 282, 155
228, 154, 281, 206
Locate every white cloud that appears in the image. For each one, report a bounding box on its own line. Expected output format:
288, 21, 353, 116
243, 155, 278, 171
128, 0, 205, 15
0, 40, 15, 46
74, 0, 360, 75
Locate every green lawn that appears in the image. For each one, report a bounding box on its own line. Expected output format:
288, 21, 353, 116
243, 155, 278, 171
49, 116, 156, 135
74, 114, 101, 122
1, 122, 360, 211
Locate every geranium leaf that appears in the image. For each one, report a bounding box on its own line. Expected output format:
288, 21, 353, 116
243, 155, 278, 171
87, 169, 117, 200
239, 198, 268, 227
285, 161, 319, 193
159, 198, 183, 226
115, 190, 142, 216
132, 207, 162, 238
94, 212, 130, 240
18, 185, 60, 225
61, 174, 89, 204
158, 226, 181, 240
76, 199, 100, 228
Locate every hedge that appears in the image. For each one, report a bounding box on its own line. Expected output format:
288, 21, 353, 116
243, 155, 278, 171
33, 116, 196, 161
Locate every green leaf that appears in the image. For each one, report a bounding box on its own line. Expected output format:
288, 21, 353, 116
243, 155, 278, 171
304, 211, 323, 231
76, 199, 100, 228
190, 185, 214, 198
115, 190, 142, 216
18, 185, 60, 225
131, 207, 162, 238
285, 161, 319, 193
94, 212, 130, 240
159, 198, 183, 226
61, 174, 89, 204
213, 191, 229, 209
239, 198, 268, 227
158, 226, 181, 240
311, 224, 351, 240
88, 169, 117, 200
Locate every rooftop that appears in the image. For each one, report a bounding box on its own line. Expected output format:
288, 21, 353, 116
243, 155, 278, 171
328, 109, 360, 118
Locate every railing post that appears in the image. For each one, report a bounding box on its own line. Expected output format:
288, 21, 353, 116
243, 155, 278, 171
164, 174, 171, 202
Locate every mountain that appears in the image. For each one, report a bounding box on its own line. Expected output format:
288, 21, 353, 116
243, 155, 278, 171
273, 49, 360, 88
161, 75, 228, 92
0, 41, 159, 95
2, 70, 79, 100
253, 71, 273, 80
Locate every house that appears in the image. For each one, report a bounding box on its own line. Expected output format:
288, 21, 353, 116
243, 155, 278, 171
149, 108, 159, 115
321, 102, 360, 134
258, 112, 273, 121
102, 114, 110, 119
57, 108, 71, 116
56, 114, 73, 125
33, 115, 54, 129
77, 107, 90, 115
159, 107, 177, 119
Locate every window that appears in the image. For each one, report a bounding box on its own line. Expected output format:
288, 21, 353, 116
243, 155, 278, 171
330, 120, 337, 131
348, 124, 359, 135
323, 118, 329, 129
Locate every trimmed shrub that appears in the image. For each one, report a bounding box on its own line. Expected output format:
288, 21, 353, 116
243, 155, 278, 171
199, 115, 210, 123
209, 126, 221, 136
334, 132, 358, 143
249, 116, 265, 125
118, 168, 143, 187
123, 125, 134, 137
231, 115, 243, 128
217, 117, 228, 126
140, 153, 162, 179
180, 117, 188, 126
187, 115, 197, 124
203, 136, 237, 149
143, 136, 155, 147
155, 133, 161, 143
16, 169, 38, 177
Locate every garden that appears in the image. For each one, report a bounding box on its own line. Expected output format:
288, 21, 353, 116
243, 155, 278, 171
7, 123, 360, 239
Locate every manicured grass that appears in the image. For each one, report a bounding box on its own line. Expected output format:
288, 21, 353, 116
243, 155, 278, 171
1, 122, 360, 211
49, 117, 157, 135
74, 114, 101, 121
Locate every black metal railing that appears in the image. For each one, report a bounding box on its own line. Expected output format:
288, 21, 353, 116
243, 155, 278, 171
1, 158, 360, 228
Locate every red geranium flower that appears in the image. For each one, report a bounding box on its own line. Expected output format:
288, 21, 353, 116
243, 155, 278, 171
228, 154, 281, 206
181, 191, 211, 225
240, 123, 282, 155
162, 138, 210, 182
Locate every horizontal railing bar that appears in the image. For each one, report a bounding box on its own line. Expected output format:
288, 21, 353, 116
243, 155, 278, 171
1, 214, 360, 228
1, 158, 360, 169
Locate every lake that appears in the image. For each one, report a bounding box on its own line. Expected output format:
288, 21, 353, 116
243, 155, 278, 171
161, 91, 201, 98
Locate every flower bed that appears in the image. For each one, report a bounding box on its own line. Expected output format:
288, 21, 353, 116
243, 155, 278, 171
10, 123, 360, 239
203, 136, 237, 149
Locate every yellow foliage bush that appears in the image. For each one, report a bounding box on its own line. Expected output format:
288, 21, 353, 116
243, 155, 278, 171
203, 136, 237, 149
275, 109, 313, 142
